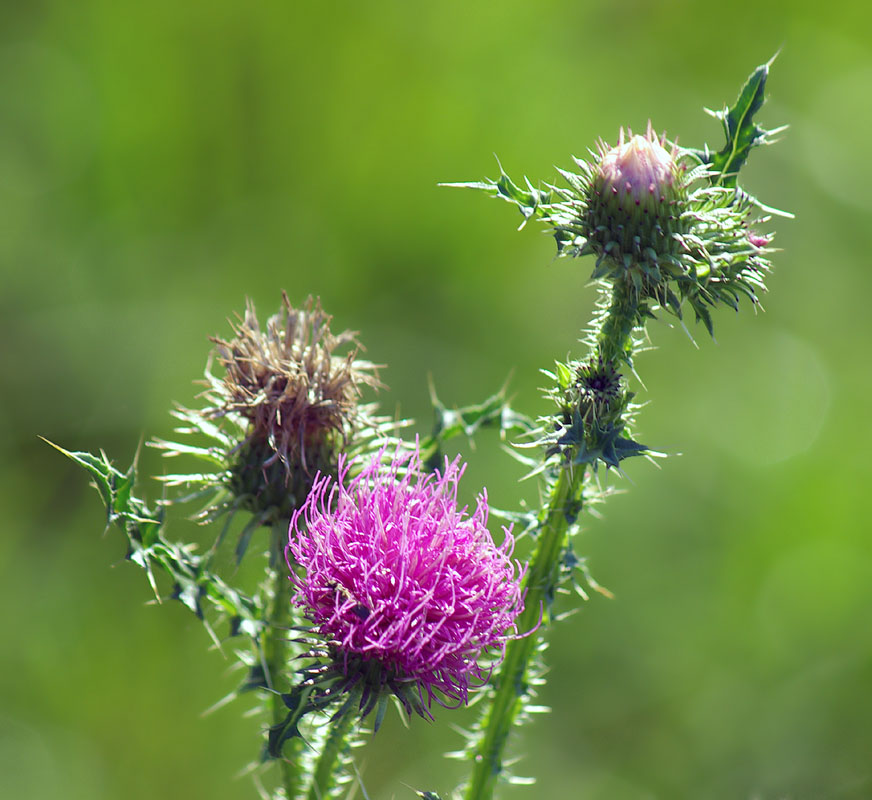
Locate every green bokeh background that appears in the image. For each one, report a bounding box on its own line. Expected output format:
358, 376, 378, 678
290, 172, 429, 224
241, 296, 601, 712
2, 2, 871, 798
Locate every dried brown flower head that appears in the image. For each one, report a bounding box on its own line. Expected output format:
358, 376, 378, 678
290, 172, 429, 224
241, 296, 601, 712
190, 293, 382, 519
211, 291, 378, 465
151, 293, 386, 555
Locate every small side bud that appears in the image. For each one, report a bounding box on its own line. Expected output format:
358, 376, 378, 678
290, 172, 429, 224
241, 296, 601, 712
575, 356, 624, 423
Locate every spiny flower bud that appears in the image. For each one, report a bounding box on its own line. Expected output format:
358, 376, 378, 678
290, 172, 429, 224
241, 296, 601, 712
584, 122, 688, 279
574, 356, 624, 423
462, 59, 786, 335
540, 356, 645, 471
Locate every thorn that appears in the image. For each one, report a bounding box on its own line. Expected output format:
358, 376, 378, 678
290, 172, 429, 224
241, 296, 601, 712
679, 319, 699, 349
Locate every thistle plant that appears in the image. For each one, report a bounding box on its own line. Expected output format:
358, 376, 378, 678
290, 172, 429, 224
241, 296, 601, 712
48, 293, 526, 799
50, 57, 787, 800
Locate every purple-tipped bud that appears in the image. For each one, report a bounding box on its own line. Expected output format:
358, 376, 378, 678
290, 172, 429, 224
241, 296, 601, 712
597, 125, 680, 212
583, 122, 688, 278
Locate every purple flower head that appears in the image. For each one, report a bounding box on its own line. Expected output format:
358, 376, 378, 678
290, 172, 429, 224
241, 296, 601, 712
286, 443, 525, 721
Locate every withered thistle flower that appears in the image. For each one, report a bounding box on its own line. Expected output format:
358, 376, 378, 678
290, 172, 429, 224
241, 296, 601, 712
285, 444, 526, 723
211, 292, 379, 497
153, 294, 384, 537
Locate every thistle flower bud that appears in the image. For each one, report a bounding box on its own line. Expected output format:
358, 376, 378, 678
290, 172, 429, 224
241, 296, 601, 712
575, 356, 624, 423
542, 355, 646, 471
585, 122, 688, 278
464, 59, 786, 335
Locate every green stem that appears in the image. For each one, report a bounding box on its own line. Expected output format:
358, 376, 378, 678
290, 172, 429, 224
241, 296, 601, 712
463, 277, 639, 800
597, 277, 638, 364
264, 521, 302, 798
306, 691, 359, 800
463, 466, 583, 800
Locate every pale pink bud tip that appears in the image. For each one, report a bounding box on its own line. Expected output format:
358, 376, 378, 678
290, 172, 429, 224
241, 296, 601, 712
598, 128, 677, 205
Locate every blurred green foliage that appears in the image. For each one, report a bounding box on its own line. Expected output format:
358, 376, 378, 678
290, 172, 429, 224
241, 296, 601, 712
2, 2, 871, 798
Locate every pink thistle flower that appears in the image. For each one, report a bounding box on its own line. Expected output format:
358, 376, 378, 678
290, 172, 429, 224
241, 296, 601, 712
286, 444, 526, 721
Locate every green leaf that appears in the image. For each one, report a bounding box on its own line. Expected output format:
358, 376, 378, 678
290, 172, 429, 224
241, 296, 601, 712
44, 438, 264, 638
234, 510, 271, 565
441, 164, 552, 226
555, 361, 573, 390
692, 54, 787, 189
420, 384, 535, 470
265, 683, 336, 759
266, 709, 303, 760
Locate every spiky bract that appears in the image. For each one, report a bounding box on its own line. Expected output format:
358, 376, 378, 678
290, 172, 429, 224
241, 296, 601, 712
286, 444, 526, 721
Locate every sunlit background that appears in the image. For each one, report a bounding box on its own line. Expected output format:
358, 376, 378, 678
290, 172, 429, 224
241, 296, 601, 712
2, 2, 871, 798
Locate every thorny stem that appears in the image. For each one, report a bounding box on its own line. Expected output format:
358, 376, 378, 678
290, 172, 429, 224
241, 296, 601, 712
305, 689, 360, 800
463, 277, 639, 800
463, 467, 581, 800
597, 277, 638, 365
264, 520, 302, 798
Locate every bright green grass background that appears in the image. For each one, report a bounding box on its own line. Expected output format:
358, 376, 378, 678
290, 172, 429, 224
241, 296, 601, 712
2, 2, 871, 798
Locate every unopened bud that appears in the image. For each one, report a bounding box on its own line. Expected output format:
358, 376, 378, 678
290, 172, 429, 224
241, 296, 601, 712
575, 356, 623, 422
584, 122, 688, 275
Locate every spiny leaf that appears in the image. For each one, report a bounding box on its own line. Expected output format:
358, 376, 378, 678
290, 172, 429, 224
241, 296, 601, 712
234, 510, 271, 565
441, 166, 552, 225
421, 384, 535, 471
44, 438, 264, 638
266, 709, 304, 760
265, 684, 330, 759
692, 54, 786, 188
